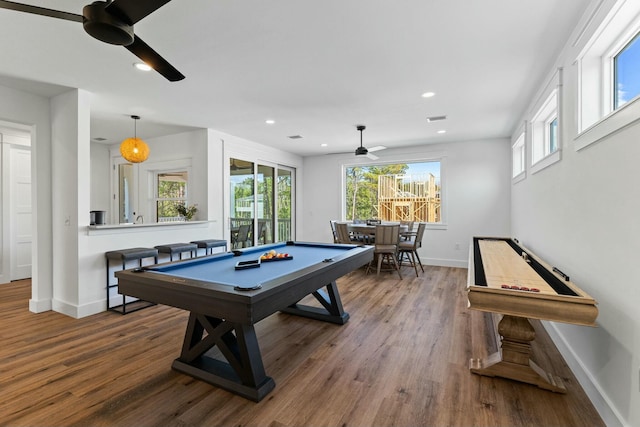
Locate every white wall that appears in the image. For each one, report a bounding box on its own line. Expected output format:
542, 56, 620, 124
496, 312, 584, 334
302, 138, 511, 267
510, 1, 639, 425
51, 89, 90, 313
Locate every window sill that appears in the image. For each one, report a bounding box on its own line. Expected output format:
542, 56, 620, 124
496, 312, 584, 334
512, 171, 526, 184
87, 220, 212, 235
575, 95, 640, 151
531, 150, 561, 175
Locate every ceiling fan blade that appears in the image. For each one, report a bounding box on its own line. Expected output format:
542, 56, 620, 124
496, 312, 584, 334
106, 0, 173, 25
366, 153, 379, 160
124, 35, 185, 81
367, 145, 387, 152
0, 0, 82, 22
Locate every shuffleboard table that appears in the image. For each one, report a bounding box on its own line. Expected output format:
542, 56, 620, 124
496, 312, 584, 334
116, 241, 373, 401
467, 237, 598, 393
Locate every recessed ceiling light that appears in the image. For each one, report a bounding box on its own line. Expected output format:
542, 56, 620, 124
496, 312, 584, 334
421, 92, 435, 98
437, 130, 447, 134
321, 143, 328, 147
133, 62, 152, 71
265, 119, 275, 125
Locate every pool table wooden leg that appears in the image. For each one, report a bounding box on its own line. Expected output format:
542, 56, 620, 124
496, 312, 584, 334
280, 280, 350, 324
171, 312, 276, 401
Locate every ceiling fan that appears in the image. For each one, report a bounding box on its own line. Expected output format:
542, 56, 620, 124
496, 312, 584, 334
0, 0, 184, 82
355, 125, 386, 160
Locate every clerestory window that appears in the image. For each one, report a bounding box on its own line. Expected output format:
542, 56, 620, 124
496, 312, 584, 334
613, 31, 640, 110
575, 0, 640, 150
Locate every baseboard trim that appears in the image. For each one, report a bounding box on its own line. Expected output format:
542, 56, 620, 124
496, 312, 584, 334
51, 298, 105, 319
424, 257, 468, 268
29, 298, 52, 313
543, 322, 626, 427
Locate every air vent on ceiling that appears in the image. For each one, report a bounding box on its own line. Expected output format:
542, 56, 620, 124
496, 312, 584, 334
426, 115, 447, 122
288, 135, 303, 139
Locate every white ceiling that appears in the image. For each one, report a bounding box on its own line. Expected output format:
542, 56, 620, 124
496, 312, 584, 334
0, 0, 591, 156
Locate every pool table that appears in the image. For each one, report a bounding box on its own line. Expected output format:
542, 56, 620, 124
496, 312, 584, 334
115, 241, 373, 401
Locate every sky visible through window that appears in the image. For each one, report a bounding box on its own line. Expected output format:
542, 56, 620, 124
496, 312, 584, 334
406, 162, 440, 184
615, 32, 640, 108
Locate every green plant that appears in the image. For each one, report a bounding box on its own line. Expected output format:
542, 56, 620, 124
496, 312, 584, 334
176, 203, 198, 220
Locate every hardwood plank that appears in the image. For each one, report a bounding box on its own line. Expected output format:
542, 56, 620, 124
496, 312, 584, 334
0, 268, 604, 427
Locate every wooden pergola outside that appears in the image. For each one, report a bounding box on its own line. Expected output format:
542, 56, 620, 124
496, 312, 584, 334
377, 173, 440, 222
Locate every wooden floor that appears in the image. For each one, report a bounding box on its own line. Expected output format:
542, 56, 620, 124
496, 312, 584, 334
1, 266, 605, 427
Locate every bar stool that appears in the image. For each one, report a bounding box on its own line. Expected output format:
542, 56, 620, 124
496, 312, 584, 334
155, 243, 198, 261
190, 239, 228, 256
105, 247, 158, 314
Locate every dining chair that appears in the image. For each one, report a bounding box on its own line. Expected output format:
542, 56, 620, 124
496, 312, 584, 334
367, 224, 402, 279
398, 222, 426, 276
235, 224, 251, 248
400, 220, 415, 240
329, 220, 339, 243
335, 222, 354, 244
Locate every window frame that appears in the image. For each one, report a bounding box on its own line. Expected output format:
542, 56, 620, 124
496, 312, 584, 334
154, 169, 190, 222
141, 158, 192, 223
575, 0, 640, 150
529, 69, 562, 175
342, 157, 446, 229
512, 130, 526, 183
612, 30, 640, 110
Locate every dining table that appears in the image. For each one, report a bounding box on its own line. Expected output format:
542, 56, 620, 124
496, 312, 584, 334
346, 222, 410, 244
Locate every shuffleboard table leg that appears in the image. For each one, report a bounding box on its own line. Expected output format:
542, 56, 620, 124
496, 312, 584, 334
469, 314, 566, 393
171, 312, 275, 401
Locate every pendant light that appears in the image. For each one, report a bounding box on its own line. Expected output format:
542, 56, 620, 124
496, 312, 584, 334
120, 115, 149, 163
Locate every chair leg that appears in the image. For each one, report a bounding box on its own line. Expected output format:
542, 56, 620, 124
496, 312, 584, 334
365, 254, 375, 275
408, 251, 418, 277
414, 250, 424, 272
392, 254, 402, 280
377, 253, 384, 275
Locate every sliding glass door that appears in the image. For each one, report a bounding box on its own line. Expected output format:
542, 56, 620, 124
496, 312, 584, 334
230, 159, 255, 249
229, 158, 294, 248
277, 168, 292, 241
257, 164, 274, 245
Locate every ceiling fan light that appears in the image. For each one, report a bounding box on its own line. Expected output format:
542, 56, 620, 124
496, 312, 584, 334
134, 62, 152, 71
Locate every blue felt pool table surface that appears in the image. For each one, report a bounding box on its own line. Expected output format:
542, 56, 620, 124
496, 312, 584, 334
147, 242, 356, 289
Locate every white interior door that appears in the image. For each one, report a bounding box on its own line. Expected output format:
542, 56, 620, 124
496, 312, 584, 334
10, 146, 32, 280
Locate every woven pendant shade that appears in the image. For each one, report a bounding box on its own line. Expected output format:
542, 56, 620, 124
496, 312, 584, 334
120, 115, 149, 163
120, 137, 149, 163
